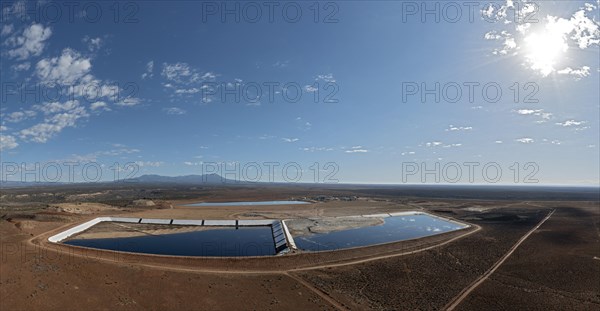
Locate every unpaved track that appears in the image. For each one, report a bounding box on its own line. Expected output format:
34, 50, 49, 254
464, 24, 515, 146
286, 272, 348, 310
444, 209, 556, 311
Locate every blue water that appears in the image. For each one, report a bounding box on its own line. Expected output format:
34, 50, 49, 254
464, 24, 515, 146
64, 226, 276, 257
183, 200, 309, 207
295, 214, 466, 251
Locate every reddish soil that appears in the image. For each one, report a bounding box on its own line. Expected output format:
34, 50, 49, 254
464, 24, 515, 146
1, 186, 598, 310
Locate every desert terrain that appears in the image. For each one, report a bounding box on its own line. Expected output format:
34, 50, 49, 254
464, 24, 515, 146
1, 184, 598, 310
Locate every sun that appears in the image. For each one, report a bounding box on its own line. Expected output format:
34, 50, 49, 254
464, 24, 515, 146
523, 30, 568, 76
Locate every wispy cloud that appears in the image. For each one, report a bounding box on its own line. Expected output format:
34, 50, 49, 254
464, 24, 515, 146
301, 146, 333, 152
141, 60, 154, 79
515, 137, 535, 144
445, 125, 473, 131
134, 161, 163, 167
0, 134, 18, 150
90, 101, 110, 112
3, 110, 37, 123
272, 60, 289, 68
555, 119, 589, 130
345, 149, 368, 153
115, 97, 141, 107
513, 109, 553, 123
19, 101, 89, 143
345, 146, 369, 153
557, 66, 591, 79
164, 107, 186, 115
555, 119, 586, 127
82, 35, 103, 52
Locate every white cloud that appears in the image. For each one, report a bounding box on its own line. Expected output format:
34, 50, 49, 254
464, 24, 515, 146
161, 63, 217, 99
82, 36, 103, 52
115, 97, 141, 107
64, 146, 141, 162
273, 60, 290, 68
557, 66, 591, 79
3, 110, 36, 123
12, 62, 30, 71
36, 49, 92, 85
19, 103, 88, 143
258, 134, 275, 140
484, 3, 599, 77
6, 23, 52, 60
0, 125, 7, 131
161, 62, 214, 85
141, 60, 154, 79
0, 134, 18, 150
184, 161, 203, 166
134, 161, 163, 167
495, 140, 503, 144
304, 85, 318, 93
425, 141, 443, 147
282, 137, 299, 143
568, 9, 600, 49
316, 74, 336, 83
100, 147, 139, 156
301, 146, 333, 152
345, 149, 368, 153
202, 72, 216, 80
344, 145, 369, 153
446, 125, 473, 131
515, 137, 535, 144
1, 24, 14, 36
164, 107, 186, 115
484, 30, 517, 55
555, 119, 586, 127
90, 101, 110, 111
174, 87, 200, 94
555, 120, 589, 130
2, 1, 27, 21
442, 143, 462, 148
513, 109, 553, 122
37, 100, 80, 114
515, 109, 539, 115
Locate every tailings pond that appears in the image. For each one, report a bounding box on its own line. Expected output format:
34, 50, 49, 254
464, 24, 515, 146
64, 226, 276, 257
294, 214, 467, 251
183, 200, 309, 207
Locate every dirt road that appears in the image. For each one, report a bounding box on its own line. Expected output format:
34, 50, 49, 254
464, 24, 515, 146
444, 209, 556, 311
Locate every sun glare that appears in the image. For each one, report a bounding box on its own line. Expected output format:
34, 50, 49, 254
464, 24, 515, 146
524, 30, 568, 76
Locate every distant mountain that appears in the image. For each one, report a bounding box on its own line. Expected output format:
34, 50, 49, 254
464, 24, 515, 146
122, 173, 244, 184
0, 174, 243, 188
0, 180, 67, 188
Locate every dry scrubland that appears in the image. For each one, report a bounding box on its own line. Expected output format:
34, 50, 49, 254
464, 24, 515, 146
1, 185, 598, 310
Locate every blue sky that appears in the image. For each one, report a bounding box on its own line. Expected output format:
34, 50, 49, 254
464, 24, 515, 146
1, 0, 599, 185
